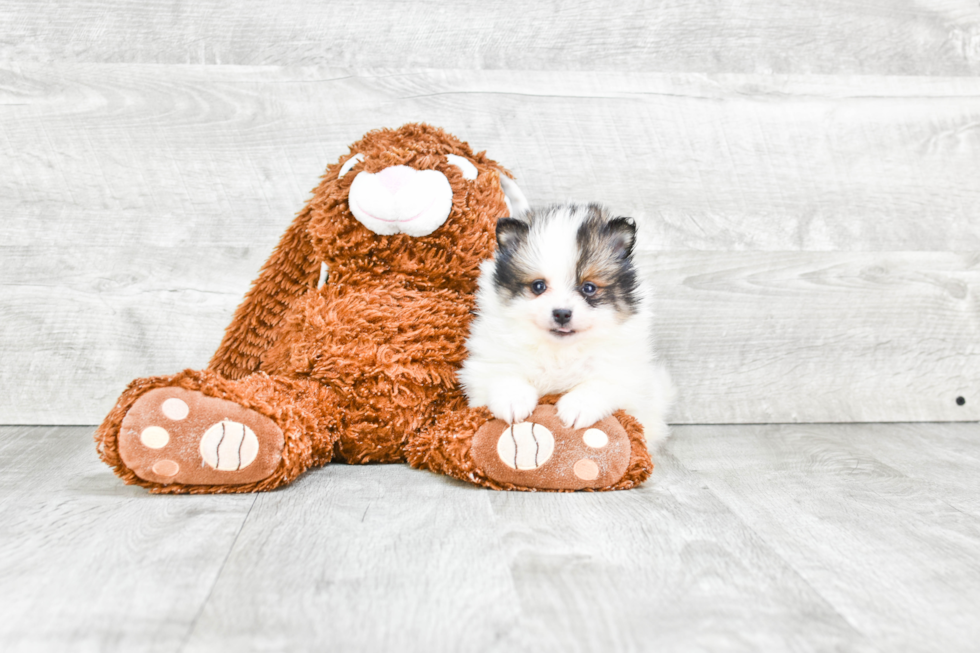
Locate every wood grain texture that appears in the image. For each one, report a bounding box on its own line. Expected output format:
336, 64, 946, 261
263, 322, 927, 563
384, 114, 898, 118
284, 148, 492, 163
0, 426, 255, 653
841, 422, 980, 515
1, 65, 978, 425
2, 0, 979, 75
670, 422, 980, 653
2, 68, 979, 424
181, 465, 521, 652
641, 251, 980, 424
2, 66, 979, 252
183, 458, 875, 652
483, 457, 876, 652
2, 248, 977, 425
0, 246, 251, 421
4, 423, 979, 652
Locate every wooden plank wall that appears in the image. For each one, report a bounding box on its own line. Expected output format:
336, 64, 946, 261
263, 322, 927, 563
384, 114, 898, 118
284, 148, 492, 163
1, 2, 978, 425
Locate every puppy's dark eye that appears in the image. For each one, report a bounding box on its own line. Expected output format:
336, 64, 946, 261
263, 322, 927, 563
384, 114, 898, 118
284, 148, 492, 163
581, 282, 598, 296
530, 280, 547, 295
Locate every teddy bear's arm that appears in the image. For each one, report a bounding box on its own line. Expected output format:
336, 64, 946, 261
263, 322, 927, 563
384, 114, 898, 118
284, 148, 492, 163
208, 207, 320, 379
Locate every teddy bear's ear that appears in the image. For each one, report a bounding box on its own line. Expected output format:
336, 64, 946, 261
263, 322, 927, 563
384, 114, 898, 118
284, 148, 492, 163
498, 174, 530, 217
496, 218, 530, 252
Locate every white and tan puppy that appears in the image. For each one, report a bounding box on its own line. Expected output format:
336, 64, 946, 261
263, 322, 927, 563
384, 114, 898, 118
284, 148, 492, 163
459, 203, 675, 446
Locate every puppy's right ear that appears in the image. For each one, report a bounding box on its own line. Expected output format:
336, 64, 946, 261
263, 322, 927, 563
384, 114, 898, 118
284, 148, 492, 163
496, 218, 529, 252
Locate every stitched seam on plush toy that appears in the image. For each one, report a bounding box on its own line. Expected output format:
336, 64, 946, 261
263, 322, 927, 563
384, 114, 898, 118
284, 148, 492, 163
532, 422, 540, 467
215, 421, 226, 470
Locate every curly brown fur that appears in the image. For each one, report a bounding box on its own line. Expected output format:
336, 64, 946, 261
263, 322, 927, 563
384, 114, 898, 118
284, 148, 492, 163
98, 124, 515, 491
209, 124, 508, 379
261, 284, 477, 463
96, 123, 653, 494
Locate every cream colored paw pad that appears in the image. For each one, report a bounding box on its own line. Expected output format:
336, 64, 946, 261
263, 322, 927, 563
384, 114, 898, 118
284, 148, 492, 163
140, 426, 170, 449
200, 420, 259, 471
573, 459, 600, 480
152, 459, 180, 477
161, 398, 189, 420
497, 422, 555, 470
582, 428, 608, 448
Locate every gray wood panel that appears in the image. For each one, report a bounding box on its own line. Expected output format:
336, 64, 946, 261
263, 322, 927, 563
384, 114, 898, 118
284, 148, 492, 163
2, 65, 978, 425
0, 426, 256, 653
3, 247, 978, 425
2, 66, 978, 252
642, 251, 980, 424
670, 422, 980, 653
4, 423, 980, 652
3, 1, 979, 75
0, 246, 250, 421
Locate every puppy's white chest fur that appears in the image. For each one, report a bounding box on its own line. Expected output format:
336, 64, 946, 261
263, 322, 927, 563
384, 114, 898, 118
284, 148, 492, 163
517, 341, 596, 395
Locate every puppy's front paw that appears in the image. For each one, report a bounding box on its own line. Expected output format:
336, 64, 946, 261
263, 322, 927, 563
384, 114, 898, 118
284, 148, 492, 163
487, 382, 539, 424
557, 389, 615, 430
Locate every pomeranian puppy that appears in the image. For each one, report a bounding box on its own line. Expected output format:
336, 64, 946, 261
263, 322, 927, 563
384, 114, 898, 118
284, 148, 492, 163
459, 203, 675, 446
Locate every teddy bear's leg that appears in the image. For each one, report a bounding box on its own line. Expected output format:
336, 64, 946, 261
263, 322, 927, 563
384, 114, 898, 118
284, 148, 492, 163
96, 369, 340, 494
405, 395, 654, 492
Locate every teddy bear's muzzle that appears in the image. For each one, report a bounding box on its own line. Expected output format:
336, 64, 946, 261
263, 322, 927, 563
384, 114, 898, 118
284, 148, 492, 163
348, 165, 453, 238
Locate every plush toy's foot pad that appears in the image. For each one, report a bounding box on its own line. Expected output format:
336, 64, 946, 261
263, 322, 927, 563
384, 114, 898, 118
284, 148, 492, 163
118, 387, 284, 486
471, 404, 630, 490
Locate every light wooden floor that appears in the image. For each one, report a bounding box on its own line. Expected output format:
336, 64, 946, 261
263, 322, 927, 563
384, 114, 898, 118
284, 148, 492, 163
2, 423, 977, 652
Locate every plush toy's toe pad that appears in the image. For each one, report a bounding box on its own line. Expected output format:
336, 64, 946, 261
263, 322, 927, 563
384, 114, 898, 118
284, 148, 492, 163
118, 387, 283, 487
471, 405, 630, 490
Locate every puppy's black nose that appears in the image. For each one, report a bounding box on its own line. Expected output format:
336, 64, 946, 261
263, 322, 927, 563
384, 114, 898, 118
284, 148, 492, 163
552, 308, 572, 326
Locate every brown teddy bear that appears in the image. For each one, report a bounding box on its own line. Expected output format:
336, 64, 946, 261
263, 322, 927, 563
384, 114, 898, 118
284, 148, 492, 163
95, 124, 653, 493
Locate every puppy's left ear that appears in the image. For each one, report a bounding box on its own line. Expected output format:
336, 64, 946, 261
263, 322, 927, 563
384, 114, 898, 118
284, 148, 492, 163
605, 217, 637, 259
496, 217, 529, 252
